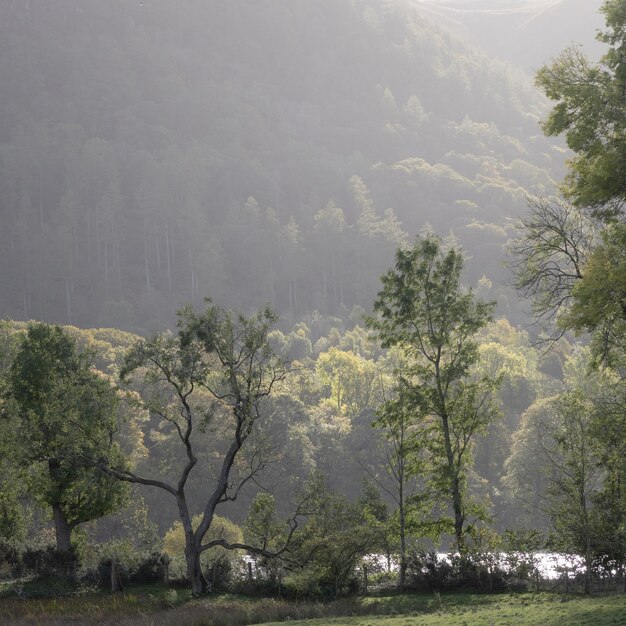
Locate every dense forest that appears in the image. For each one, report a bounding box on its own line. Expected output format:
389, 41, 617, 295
1, 0, 626, 620
0, 0, 564, 331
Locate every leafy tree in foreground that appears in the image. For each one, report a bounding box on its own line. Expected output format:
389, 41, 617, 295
288, 477, 385, 597
536, 0, 626, 217
562, 222, 626, 366
98, 302, 302, 595
504, 350, 626, 593
2, 323, 128, 553
515, 1, 626, 365
368, 235, 499, 551
370, 383, 429, 590
544, 391, 602, 595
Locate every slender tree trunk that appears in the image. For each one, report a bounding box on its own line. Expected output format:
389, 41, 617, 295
399, 515, 407, 590
111, 559, 124, 592
49, 458, 73, 554
398, 463, 407, 591
584, 547, 592, 595
363, 564, 368, 596
451, 472, 465, 552
441, 412, 465, 551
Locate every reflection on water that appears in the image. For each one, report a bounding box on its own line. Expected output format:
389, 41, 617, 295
363, 552, 586, 580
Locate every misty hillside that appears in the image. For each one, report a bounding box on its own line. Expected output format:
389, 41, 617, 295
0, 0, 564, 331
421, 0, 606, 69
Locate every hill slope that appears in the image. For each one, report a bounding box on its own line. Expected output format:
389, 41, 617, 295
0, 0, 563, 330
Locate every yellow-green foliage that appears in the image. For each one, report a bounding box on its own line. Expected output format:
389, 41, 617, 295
163, 514, 243, 578
316, 347, 380, 417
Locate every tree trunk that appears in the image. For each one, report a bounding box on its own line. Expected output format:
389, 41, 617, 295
437, 393, 465, 553
247, 560, 254, 592
111, 560, 124, 592
177, 492, 209, 596
442, 415, 465, 551
451, 472, 465, 552
53, 504, 72, 553
185, 540, 208, 596
584, 539, 592, 595
399, 510, 407, 590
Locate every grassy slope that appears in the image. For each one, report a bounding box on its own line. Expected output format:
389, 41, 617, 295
264, 593, 626, 625
1, 585, 625, 626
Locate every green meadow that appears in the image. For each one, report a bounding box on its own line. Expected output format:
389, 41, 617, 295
1, 585, 625, 626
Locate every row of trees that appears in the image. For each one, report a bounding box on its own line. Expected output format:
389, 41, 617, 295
3, 228, 624, 595
508, 0, 626, 594
1, 232, 501, 595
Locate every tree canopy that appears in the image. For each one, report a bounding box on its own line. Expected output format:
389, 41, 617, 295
536, 0, 626, 216
369, 235, 499, 551
2, 323, 128, 552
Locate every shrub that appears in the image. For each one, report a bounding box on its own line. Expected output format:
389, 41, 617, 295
130, 552, 170, 585
0, 541, 21, 580
21, 546, 78, 579
406, 551, 508, 593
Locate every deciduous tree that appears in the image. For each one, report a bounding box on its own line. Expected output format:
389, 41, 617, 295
97, 301, 301, 595
3, 323, 128, 554
368, 235, 499, 551
536, 0, 626, 217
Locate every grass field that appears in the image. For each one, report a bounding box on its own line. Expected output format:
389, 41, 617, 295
264, 593, 626, 626
0, 580, 625, 625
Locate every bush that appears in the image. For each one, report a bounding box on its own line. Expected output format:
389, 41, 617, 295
130, 552, 170, 585
86, 551, 170, 589
21, 546, 78, 579
406, 551, 508, 593
0, 541, 21, 580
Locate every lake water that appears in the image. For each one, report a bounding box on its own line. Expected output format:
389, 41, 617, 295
362, 552, 585, 580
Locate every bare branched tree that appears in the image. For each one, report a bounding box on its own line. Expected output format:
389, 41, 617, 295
508, 197, 597, 341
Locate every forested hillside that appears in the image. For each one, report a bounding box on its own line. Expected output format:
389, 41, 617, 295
3, 1, 626, 606
0, 0, 563, 332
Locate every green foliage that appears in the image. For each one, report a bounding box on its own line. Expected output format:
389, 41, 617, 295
244, 493, 285, 553
2, 323, 129, 549
563, 222, 626, 367
316, 348, 380, 417
369, 234, 499, 550
287, 478, 386, 597
537, 0, 626, 216
110, 300, 292, 594
504, 349, 626, 586
163, 514, 243, 581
